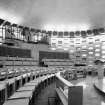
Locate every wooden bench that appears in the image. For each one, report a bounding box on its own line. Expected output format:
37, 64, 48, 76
8, 91, 33, 100
3, 98, 30, 105
16, 86, 35, 92
2, 72, 55, 105
7, 91, 34, 105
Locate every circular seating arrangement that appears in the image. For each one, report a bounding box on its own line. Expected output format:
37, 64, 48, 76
0, 67, 56, 105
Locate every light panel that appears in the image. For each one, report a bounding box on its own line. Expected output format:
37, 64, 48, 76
43, 24, 90, 31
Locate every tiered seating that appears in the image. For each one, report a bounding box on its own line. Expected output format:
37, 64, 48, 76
0, 56, 39, 80
0, 56, 38, 67
60, 67, 87, 80
0, 67, 57, 105
43, 59, 73, 67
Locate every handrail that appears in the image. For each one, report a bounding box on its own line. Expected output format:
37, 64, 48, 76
56, 72, 73, 87
56, 88, 68, 105
55, 71, 83, 105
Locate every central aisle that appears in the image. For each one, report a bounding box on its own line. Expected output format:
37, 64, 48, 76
34, 82, 57, 105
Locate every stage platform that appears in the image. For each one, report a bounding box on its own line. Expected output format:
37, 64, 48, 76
94, 78, 105, 94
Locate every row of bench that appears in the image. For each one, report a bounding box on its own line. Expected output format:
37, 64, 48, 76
3, 74, 55, 105
0, 66, 57, 80
0, 56, 35, 61
0, 56, 38, 67
0, 67, 56, 105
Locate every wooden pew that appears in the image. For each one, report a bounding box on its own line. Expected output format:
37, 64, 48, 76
8, 90, 33, 105
16, 86, 35, 92
3, 98, 30, 105
2, 70, 55, 105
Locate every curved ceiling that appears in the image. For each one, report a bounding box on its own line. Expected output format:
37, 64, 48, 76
0, 0, 105, 31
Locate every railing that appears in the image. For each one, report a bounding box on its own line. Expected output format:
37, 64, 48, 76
55, 72, 83, 105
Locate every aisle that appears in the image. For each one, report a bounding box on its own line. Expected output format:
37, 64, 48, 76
34, 82, 56, 105
71, 76, 105, 105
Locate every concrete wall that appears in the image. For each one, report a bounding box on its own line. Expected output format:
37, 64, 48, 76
18, 41, 50, 60
31, 44, 50, 60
